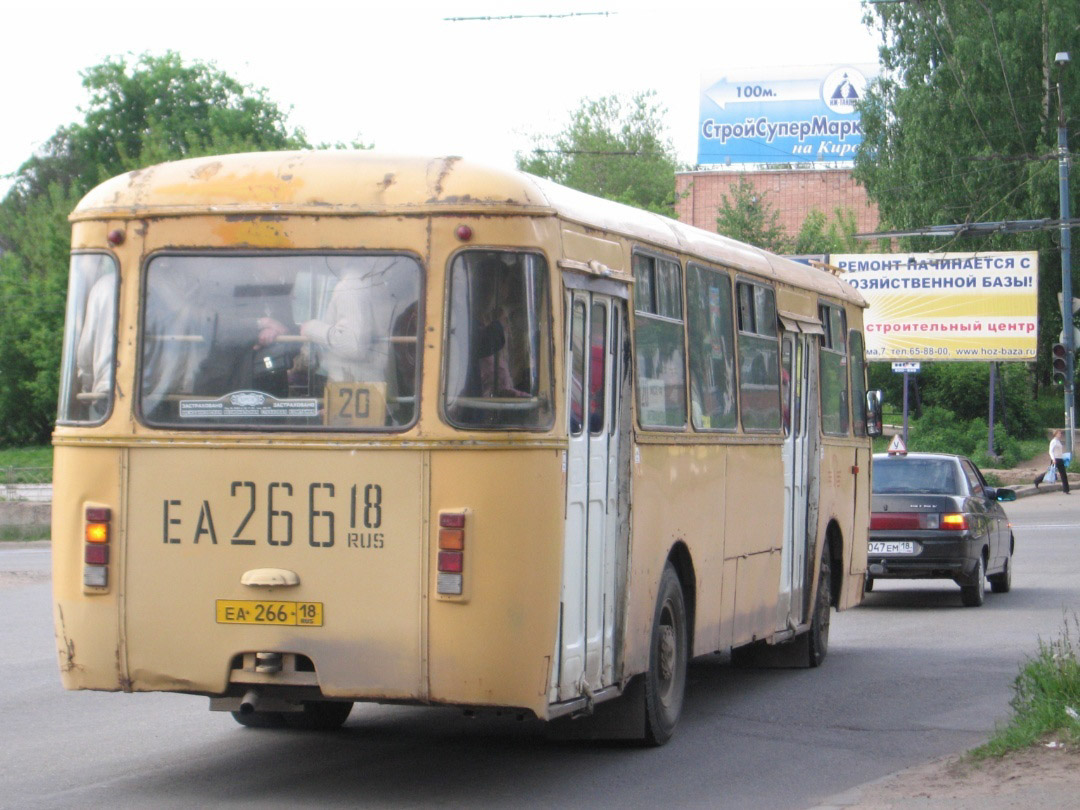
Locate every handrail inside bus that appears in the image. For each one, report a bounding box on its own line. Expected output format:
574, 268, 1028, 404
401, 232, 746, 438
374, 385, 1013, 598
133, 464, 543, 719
449, 396, 547, 410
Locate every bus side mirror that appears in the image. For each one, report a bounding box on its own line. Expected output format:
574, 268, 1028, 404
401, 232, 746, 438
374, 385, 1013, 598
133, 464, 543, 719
865, 390, 884, 437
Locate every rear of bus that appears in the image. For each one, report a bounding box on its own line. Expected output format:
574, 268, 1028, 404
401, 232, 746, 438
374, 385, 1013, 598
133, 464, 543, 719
51, 153, 567, 725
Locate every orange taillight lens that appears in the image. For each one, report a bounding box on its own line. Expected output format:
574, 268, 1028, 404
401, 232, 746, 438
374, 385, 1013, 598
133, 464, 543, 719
86, 522, 109, 543
439, 528, 464, 551
940, 513, 969, 530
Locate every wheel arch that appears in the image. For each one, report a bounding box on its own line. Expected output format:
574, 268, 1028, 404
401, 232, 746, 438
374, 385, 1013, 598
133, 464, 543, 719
666, 541, 697, 658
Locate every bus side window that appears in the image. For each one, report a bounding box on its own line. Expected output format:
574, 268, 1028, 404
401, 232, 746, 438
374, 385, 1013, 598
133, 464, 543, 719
735, 280, 781, 432
819, 303, 849, 436
443, 250, 553, 430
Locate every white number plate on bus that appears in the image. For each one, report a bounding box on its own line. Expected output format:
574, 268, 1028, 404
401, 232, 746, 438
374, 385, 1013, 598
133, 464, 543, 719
216, 600, 323, 626
868, 541, 916, 555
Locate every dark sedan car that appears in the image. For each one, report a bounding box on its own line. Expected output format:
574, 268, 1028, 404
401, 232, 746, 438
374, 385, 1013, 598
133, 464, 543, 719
867, 452, 1016, 606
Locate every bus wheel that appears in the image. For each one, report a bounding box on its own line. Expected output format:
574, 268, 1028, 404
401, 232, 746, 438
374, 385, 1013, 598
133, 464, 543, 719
644, 563, 688, 746
283, 701, 354, 730
808, 552, 831, 668
231, 710, 285, 728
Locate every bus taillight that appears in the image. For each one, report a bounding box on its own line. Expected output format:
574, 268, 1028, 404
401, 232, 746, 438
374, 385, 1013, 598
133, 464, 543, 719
437, 512, 466, 595
84, 506, 111, 588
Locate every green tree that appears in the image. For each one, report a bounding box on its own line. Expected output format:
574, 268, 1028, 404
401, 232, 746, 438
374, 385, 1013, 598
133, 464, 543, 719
793, 207, 871, 255
713, 176, 790, 252
0, 52, 312, 444
517, 91, 683, 216
854, 0, 1080, 388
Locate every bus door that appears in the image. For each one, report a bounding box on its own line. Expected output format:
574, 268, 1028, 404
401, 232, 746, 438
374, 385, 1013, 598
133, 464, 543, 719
557, 291, 623, 701
777, 330, 817, 631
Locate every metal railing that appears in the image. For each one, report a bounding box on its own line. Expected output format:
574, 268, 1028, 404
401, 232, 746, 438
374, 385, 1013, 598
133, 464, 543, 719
1, 467, 53, 502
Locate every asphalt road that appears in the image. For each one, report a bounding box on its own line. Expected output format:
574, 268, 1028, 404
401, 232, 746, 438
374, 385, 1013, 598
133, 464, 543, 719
2, 493, 1077, 809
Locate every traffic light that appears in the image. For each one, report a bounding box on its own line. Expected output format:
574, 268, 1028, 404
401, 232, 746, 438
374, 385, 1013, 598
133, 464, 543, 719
1052, 342, 1068, 384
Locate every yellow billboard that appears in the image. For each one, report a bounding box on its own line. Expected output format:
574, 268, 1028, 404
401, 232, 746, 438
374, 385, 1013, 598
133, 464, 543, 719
831, 251, 1038, 361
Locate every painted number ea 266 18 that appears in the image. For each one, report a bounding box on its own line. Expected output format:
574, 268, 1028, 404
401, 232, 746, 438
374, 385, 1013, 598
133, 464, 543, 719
163, 481, 385, 548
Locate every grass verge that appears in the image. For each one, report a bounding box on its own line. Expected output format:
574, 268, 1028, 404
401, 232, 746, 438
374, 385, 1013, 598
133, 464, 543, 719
0, 525, 50, 542
973, 613, 1080, 759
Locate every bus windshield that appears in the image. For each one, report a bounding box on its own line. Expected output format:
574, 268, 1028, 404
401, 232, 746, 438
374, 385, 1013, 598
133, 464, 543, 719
139, 253, 422, 430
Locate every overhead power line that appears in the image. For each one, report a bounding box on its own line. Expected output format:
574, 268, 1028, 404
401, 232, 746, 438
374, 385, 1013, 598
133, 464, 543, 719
856, 218, 1080, 240
444, 11, 614, 22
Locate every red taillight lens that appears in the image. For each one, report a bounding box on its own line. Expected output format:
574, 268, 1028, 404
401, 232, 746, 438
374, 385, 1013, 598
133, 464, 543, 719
438, 551, 464, 573
440, 513, 466, 529
870, 512, 946, 530
940, 513, 969, 530
85, 544, 109, 565
86, 507, 111, 522
870, 512, 922, 530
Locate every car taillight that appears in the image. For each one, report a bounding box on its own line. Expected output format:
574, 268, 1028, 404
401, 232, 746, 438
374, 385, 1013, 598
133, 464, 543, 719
84, 505, 111, 588
870, 512, 942, 530
940, 513, 969, 530
437, 512, 466, 596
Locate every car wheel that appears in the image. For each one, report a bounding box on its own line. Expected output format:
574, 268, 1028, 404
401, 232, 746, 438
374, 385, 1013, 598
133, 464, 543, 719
960, 555, 986, 607
808, 552, 831, 667
643, 563, 688, 746
282, 701, 354, 730
989, 554, 1012, 594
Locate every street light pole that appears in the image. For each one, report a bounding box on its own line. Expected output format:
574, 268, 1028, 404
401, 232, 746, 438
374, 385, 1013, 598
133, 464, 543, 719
1056, 52, 1075, 454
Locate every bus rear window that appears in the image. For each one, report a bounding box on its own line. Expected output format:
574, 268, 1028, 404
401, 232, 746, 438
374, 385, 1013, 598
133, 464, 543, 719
139, 253, 422, 430
57, 253, 118, 424
443, 251, 553, 430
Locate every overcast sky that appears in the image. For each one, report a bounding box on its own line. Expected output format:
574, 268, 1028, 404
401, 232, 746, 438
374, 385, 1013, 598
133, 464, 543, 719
2, 0, 881, 190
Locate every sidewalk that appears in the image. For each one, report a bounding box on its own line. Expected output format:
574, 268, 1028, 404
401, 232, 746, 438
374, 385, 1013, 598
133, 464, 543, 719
813, 745, 1080, 809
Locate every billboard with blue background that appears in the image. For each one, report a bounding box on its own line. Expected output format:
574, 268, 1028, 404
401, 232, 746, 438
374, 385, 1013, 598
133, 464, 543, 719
698, 64, 877, 165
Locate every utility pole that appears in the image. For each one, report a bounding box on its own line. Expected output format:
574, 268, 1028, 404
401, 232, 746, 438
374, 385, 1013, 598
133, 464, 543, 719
1056, 52, 1075, 454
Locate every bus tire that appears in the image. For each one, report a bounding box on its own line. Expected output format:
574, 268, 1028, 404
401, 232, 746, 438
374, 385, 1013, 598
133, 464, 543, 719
643, 563, 688, 746
283, 700, 354, 730
231, 710, 285, 728
808, 551, 831, 668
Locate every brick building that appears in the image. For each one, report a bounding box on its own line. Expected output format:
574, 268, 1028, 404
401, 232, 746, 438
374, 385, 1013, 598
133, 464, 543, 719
674, 168, 880, 240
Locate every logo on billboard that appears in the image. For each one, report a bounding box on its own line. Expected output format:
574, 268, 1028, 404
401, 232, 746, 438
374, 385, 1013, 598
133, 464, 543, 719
822, 67, 867, 115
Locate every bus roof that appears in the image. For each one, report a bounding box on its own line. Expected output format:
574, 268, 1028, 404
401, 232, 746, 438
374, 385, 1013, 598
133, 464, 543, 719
72, 150, 864, 307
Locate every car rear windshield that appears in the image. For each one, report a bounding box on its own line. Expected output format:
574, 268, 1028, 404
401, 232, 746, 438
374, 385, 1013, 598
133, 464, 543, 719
873, 458, 960, 495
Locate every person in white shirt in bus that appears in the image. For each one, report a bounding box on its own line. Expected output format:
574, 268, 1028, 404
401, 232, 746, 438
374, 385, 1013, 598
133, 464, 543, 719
297, 261, 394, 384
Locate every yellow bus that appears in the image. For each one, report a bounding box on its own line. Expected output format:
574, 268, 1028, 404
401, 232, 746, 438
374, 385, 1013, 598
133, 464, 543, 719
53, 151, 881, 744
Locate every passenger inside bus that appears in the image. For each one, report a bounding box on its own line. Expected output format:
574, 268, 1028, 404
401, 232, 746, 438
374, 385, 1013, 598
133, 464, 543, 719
298, 262, 388, 384
75, 270, 116, 419
473, 258, 529, 398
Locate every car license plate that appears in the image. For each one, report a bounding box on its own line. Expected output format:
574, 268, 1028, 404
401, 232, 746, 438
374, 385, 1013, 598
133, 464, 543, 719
216, 600, 323, 627
868, 541, 916, 555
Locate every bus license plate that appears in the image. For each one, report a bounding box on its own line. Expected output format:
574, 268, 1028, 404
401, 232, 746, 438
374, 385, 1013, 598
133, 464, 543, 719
216, 600, 323, 627
868, 541, 916, 555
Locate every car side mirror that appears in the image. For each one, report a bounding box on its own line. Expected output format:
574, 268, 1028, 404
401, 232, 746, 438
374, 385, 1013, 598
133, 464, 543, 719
865, 390, 884, 437
993, 488, 1017, 502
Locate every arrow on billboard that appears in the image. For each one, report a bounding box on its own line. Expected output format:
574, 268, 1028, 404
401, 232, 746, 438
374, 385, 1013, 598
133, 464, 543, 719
704, 77, 821, 110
